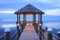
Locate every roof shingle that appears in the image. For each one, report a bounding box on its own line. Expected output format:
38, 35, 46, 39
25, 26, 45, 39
15, 4, 44, 14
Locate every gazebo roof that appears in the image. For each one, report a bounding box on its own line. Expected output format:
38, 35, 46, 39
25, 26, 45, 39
15, 4, 44, 14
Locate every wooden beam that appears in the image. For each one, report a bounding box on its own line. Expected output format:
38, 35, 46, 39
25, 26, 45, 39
33, 13, 36, 23
38, 14, 42, 40
38, 14, 42, 24
23, 14, 26, 23
17, 14, 20, 24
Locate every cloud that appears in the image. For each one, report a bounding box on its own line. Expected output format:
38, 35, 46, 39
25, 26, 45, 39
0, 10, 16, 13
38, 0, 60, 7
0, 0, 60, 10
0, 0, 19, 4
44, 8, 60, 16
2, 19, 16, 21
20, 0, 41, 2
0, 8, 60, 16
0, 11, 14, 13
38, 0, 52, 4
21, 0, 52, 4
22, 0, 52, 3
2, 24, 16, 28
45, 22, 60, 29
21, 0, 60, 8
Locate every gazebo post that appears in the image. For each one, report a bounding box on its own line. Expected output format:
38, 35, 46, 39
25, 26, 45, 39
38, 14, 42, 40
21, 14, 26, 30
16, 14, 21, 40
19, 14, 20, 24
38, 14, 42, 29
33, 14, 35, 25
33, 13, 37, 31
17, 14, 20, 24
33, 13, 36, 25
23, 14, 26, 25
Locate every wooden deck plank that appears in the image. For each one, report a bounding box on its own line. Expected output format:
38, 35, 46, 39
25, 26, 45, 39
19, 25, 58, 40
19, 26, 39, 40
42, 31, 48, 40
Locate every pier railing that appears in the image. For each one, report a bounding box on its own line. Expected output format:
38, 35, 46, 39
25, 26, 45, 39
52, 32, 60, 40
0, 24, 60, 40
34, 23, 60, 40
0, 24, 23, 40
10, 31, 16, 40
45, 28, 60, 40
0, 34, 5, 39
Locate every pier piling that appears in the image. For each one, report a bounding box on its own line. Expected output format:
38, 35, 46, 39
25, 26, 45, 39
16, 24, 20, 40
47, 28, 52, 40
58, 31, 60, 40
5, 28, 10, 40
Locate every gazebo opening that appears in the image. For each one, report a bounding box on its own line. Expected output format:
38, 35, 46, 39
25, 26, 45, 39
15, 4, 44, 26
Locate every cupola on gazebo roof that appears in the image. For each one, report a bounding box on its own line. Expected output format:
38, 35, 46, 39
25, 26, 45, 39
15, 4, 44, 14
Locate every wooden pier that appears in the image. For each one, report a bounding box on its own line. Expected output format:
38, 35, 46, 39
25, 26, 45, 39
19, 26, 59, 40
19, 26, 39, 40
19, 26, 48, 40
15, 4, 44, 40
14, 4, 60, 40
0, 25, 59, 40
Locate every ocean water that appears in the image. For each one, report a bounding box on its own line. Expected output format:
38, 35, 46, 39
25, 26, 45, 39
0, 27, 16, 40
43, 22, 60, 35
0, 21, 16, 40
0, 20, 60, 40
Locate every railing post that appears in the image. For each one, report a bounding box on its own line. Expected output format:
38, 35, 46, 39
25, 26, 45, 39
38, 24, 42, 40
5, 28, 10, 40
58, 31, 60, 40
16, 24, 21, 40
21, 23, 25, 32
46, 27, 48, 31
19, 24, 22, 36
34, 23, 38, 33
47, 27, 52, 40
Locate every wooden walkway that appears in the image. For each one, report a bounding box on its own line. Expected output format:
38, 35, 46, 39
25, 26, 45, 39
19, 26, 39, 40
19, 26, 58, 40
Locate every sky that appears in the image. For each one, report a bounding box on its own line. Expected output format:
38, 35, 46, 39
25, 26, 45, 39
0, 0, 60, 28
0, 0, 60, 16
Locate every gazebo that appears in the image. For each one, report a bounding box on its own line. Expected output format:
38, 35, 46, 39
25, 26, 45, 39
15, 4, 44, 25
15, 4, 44, 40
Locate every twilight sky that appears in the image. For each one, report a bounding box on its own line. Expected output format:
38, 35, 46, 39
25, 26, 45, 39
0, 0, 60, 16
0, 0, 60, 28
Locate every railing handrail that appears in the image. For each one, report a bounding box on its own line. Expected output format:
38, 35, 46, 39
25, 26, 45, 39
13, 36, 16, 40
0, 34, 5, 38
10, 31, 16, 38
51, 32, 60, 40
42, 27, 60, 40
